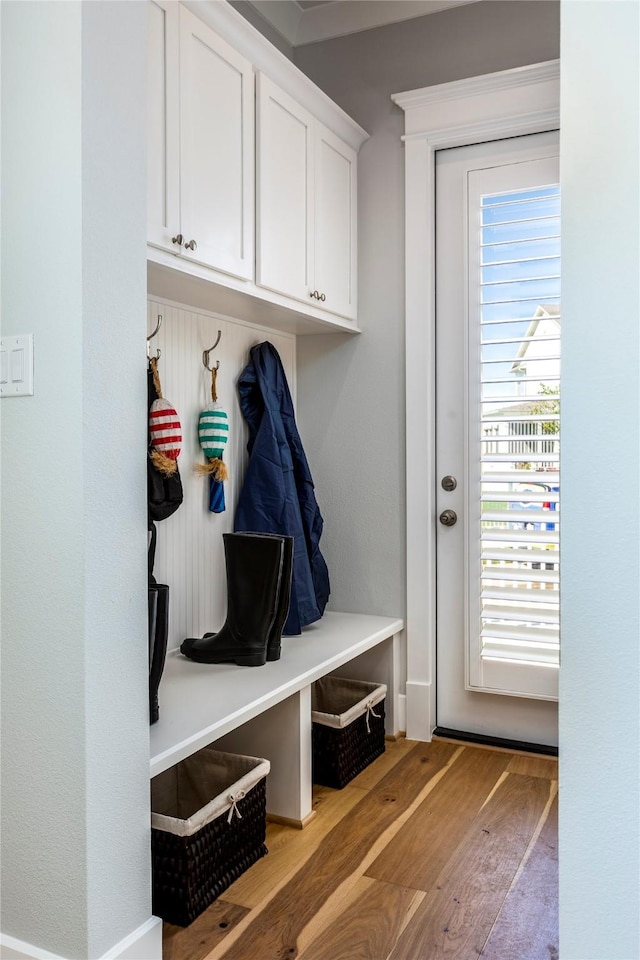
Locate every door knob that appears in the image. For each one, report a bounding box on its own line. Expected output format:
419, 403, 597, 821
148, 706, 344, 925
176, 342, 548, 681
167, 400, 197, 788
439, 509, 457, 527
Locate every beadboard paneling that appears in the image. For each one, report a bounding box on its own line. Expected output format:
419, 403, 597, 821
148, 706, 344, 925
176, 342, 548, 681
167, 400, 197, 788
147, 298, 296, 649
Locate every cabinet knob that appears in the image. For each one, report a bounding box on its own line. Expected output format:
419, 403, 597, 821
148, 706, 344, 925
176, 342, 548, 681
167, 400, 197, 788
320, 293, 326, 302
184, 239, 197, 251
171, 233, 183, 246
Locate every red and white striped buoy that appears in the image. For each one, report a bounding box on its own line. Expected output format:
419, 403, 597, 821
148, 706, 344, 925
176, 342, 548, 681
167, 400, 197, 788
149, 398, 182, 474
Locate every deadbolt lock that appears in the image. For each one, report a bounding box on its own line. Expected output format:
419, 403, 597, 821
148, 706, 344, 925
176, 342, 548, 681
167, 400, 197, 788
439, 509, 458, 527
441, 475, 457, 492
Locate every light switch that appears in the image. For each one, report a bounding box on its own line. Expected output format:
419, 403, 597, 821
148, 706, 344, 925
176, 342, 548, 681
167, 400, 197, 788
11, 346, 24, 383
0, 334, 34, 397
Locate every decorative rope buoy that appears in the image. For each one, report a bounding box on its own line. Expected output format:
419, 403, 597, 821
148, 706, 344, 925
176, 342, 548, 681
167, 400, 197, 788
195, 366, 229, 482
148, 356, 182, 476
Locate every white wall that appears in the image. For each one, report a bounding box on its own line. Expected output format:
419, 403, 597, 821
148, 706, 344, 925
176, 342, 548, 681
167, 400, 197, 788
1, 3, 151, 957
293, 1, 560, 663
559, 2, 640, 956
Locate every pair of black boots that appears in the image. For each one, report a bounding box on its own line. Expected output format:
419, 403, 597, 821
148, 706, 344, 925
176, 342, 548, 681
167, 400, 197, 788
181, 532, 293, 667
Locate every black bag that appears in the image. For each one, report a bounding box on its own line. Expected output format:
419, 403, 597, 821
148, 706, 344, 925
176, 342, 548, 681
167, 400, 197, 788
147, 363, 183, 523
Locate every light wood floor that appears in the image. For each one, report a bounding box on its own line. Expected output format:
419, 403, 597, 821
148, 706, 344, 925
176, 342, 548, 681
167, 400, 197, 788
163, 738, 558, 960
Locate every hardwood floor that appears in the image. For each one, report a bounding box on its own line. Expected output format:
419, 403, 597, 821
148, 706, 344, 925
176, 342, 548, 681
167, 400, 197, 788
163, 738, 558, 960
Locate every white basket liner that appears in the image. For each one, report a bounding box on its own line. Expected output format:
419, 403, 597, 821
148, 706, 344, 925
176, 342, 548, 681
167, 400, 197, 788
311, 676, 387, 730
151, 747, 270, 838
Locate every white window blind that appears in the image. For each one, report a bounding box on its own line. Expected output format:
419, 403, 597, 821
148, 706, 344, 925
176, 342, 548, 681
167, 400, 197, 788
476, 184, 560, 678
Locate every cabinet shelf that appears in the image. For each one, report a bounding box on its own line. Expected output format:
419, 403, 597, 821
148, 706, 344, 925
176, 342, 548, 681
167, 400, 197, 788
150, 611, 402, 780
147, 260, 362, 336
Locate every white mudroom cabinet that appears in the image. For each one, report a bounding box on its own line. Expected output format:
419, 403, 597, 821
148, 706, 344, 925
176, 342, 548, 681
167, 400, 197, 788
147, 0, 366, 332
256, 73, 358, 320
145, 0, 402, 854
147, 1, 254, 279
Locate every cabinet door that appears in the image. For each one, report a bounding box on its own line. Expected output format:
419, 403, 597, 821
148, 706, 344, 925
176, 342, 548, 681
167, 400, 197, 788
147, 0, 180, 253
256, 74, 315, 303
314, 123, 358, 320
179, 6, 254, 280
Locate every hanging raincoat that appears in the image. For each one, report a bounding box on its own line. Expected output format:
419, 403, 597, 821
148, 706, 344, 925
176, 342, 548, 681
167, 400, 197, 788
234, 341, 330, 635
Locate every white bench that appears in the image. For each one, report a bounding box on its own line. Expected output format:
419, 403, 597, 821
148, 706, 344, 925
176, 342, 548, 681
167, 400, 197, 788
150, 611, 403, 826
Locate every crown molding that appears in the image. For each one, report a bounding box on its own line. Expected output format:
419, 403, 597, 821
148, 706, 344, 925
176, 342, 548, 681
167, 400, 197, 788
248, 0, 303, 45
392, 60, 560, 111
392, 60, 560, 140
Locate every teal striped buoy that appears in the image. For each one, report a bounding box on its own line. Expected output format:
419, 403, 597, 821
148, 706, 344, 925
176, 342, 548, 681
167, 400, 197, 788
195, 402, 229, 486
198, 403, 229, 459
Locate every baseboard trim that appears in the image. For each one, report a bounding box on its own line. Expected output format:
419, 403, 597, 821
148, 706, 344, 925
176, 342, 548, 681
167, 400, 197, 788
100, 916, 163, 959
0, 934, 63, 960
405, 681, 433, 741
1, 917, 162, 960
433, 727, 558, 757
267, 809, 317, 830
398, 692, 407, 734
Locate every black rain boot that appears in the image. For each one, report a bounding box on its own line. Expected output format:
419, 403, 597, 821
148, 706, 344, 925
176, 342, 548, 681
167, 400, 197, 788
202, 533, 293, 662
149, 583, 169, 724
181, 533, 284, 667
264, 535, 293, 661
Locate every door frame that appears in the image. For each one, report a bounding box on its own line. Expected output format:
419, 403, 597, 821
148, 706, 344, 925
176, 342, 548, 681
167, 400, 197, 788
392, 61, 560, 741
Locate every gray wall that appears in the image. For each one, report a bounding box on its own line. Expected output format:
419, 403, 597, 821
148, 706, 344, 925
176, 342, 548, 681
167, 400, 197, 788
559, 2, 639, 956
292, 2, 560, 633
1, 3, 151, 956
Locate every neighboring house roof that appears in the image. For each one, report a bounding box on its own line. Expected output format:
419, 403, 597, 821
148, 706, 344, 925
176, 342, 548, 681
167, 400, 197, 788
510, 304, 561, 373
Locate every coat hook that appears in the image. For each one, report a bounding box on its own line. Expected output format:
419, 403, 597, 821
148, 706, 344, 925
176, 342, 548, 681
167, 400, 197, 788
202, 330, 222, 371
147, 315, 162, 360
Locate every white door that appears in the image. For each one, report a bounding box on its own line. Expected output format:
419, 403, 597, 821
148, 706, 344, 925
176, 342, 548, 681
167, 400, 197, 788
436, 132, 560, 748
179, 6, 254, 280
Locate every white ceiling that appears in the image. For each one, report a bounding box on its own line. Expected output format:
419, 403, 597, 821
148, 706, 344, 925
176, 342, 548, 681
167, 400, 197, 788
247, 0, 480, 46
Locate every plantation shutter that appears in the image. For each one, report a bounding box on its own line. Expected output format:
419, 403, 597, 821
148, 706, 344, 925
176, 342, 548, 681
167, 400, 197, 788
467, 172, 560, 699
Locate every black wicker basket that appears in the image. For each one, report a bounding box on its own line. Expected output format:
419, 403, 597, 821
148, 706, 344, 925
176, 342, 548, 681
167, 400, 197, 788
311, 676, 386, 789
151, 748, 269, 927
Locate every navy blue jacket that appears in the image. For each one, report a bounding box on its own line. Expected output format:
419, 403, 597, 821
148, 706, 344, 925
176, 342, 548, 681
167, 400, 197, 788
234, 342, 330, 635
